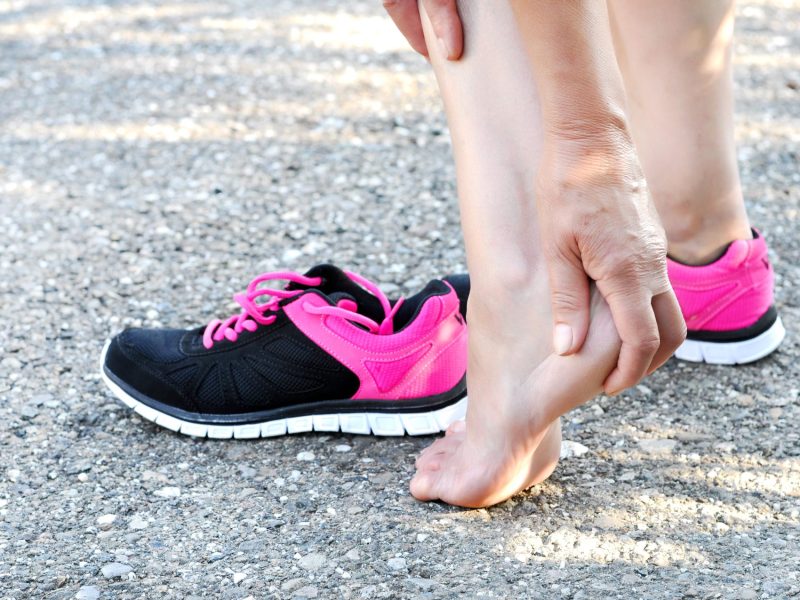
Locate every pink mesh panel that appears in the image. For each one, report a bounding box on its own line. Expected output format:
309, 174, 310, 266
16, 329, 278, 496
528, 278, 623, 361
364, 344, 432, 393
284, 290, 467, 400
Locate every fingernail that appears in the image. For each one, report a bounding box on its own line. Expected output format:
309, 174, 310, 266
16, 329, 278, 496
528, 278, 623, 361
437, 35, 453, 59
553, 323, 573, 355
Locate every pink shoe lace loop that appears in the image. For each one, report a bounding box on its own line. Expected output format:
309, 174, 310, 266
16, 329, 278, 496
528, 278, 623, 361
203, 272, 322, 349
202, 269, 405, 349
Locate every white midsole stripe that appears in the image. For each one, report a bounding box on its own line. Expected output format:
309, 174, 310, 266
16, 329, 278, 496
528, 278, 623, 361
674, 317, 785, 365
100, 340, 467, 439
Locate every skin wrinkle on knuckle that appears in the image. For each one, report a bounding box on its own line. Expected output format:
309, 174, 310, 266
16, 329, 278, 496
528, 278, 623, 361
632, 335, 661, 354
546, 237, 581, 266
550, 289, 584, 314
603, 287, 649, 319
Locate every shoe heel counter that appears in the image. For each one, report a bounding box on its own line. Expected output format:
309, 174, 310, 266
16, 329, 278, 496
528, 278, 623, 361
702, 242, 776, 332
392, 295, 468, 398
744, 242, 776, 322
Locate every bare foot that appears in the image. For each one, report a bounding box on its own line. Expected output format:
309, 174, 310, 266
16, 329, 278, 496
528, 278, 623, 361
410, 289, 620, 508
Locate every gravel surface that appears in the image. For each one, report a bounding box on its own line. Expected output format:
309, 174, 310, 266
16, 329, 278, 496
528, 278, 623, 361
1, 0, 798, 598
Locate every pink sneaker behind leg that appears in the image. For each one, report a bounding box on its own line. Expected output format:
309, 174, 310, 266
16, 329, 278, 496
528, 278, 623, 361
668, 229, 785, 364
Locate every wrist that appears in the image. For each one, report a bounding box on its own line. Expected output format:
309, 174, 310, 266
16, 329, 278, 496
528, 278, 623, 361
543, 104, 631, 146
538, 113, 644, 189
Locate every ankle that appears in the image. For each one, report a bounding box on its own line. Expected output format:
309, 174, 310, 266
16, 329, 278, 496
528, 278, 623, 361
665, 216, 752, 265
467, 263, 550, 327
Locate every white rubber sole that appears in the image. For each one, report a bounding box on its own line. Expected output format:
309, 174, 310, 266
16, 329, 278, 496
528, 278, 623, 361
674, 316, 786, 365
100, 342, 467, 439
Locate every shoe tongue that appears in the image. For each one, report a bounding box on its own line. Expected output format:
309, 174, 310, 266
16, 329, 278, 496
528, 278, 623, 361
299, 264, 387, 323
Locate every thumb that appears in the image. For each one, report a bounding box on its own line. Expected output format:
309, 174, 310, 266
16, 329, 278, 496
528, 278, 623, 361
547, 253, 591, 355
421, 0, 464, 60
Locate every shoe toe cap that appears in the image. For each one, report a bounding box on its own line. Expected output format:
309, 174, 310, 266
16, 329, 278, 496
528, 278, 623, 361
117, 327, 188, 362
103, 329, 199, 413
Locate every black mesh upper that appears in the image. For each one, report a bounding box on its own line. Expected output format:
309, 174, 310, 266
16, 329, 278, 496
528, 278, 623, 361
120, 328, 186, 363
104, 309, 361, 416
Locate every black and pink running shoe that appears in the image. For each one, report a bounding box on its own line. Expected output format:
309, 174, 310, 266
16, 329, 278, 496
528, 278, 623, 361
668, 229, 785, 364
449, 229, 784, 366
100, 265, 469, 438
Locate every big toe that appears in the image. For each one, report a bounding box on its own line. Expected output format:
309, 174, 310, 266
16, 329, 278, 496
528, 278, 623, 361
446, 419, 466, 436
411, 439, 456, 501
410, 468, 440, 502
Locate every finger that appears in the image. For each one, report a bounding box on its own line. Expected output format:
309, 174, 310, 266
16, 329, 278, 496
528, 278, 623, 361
600, 287, 660, 395
547, 250, 591, 356
647, 290, 686, 374
383, 0, 429, 57
421, 0, 464, 60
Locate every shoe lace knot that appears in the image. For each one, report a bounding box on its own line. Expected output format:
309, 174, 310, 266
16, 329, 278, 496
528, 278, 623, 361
202, 270, 404, 349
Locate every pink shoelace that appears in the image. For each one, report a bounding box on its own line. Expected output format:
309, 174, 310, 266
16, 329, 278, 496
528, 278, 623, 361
202, 270, 405, 349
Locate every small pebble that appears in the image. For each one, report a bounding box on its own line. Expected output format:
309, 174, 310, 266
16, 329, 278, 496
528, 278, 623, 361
101, 562, 133, 578
637, 439, 677, 455
128, 515, 148, 530
153, 486, 181, 498
293, 585, 318, 599
96, 514, 116, 530
75, 586, 101, 600
20, 405, 39, 419
560, 441, 589, 459
298, 553, 326, 571
593, 514, 624, 530
296, 451, 315, 461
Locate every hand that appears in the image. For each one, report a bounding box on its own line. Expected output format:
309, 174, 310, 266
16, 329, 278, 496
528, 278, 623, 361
537, 123, 686, 395
383, 0, 464, 60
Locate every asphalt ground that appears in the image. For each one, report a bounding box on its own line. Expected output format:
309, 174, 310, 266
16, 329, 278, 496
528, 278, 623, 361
1, 0, 798, 598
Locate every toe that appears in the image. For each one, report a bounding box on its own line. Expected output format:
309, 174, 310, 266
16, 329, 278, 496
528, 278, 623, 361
416, 444, 445, 469
446, 419, 466, 436
410, 468, 440, 502
415, 435, 445, 462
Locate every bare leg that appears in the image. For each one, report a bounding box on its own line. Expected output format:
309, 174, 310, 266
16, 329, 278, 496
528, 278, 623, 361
410, 1, 621, 508
608, 0, 751, 265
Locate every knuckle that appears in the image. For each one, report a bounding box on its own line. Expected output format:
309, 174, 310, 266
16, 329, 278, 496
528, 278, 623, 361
545, 238, 581, 268
633, 335, 661, 355
665, 319, 688, 350
382, 0, 403, 10
550, 289, 585, 314
601, 284, 637, 305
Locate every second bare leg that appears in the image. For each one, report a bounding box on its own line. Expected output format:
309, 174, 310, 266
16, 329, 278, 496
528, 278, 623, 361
609, 0, 751, 264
